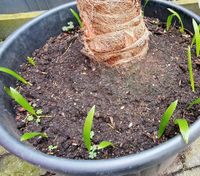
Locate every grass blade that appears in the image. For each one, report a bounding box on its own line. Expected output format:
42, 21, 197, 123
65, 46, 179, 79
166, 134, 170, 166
4, 87, 36, 116
83, 105, 95, 151
192, 19, 200, 57
167, 8, 184, 33
98, 141, 114, 150
174, 119, 189, 144
187, 46, 195, 92
70, 8, 83, 28
166, 14, 174, 31
188, 97, 200, 109
158, 100, 178, 139
0, 67, 29, 85
20, 132, 48, 141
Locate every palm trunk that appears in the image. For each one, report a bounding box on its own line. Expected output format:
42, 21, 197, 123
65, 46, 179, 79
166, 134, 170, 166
77, 0, 149, 66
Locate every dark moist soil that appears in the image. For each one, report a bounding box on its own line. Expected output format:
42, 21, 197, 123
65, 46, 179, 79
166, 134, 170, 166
15, 18, 200, 160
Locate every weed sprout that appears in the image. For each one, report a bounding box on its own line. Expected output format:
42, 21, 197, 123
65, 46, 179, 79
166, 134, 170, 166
70, 8, 83, 28
0, 67, 29, 85
83, 106, 113, 159
158, 100, 178, 139
192, 19, 200, 57
187, 46, 195, 92
27, 57, 36, 66
20, 132, 48, 141
166, 8, 184, 33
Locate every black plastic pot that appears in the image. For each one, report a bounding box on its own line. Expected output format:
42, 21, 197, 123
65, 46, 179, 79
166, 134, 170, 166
0, 0, 200, 175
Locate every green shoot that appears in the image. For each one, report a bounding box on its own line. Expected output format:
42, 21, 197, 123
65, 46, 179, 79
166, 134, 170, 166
174, 119, 189, 144
142, 0, 150, 15
0, 67, 29, 85
20, 132, 48, 141
191, 24, 200, 47
48, 145, 58, 151
70, 8, 83, 28
166, 8, 184, 33
26, 109, 43, 122
158, 100, 178, 139
62, 21, 74, 32
188, 97, 200, 109
98, 141, 114, 150
192, 19, 200, 57
83, 106, 95, 151
27, 57, 36, 66
83, 106, 113, 159
4, 87, 36, 116
143, 0, 150, 9
187, 46, 195, 92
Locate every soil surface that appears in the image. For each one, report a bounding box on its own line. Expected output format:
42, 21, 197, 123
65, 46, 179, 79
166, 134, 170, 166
15, 18, 200, 160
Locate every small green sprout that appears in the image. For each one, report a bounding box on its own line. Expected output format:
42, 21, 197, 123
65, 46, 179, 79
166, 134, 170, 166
188, 97, 200, 109
192, 19, 200, 57
26, 109, 43, 122
187, 46, 195, 92
143, 0, 150, 9
191, 24, 200, 47
62, 21, 74, 32
27, 57, 36, 66
158, 100, 178, 139
166, 8, 184, 33
4, 87, 36, 116
0, 67, 29, 85
27, 114, 34, 121
20, 132, 48, 141
83, 106, 114, 159
48, 145, 58, 151
174, 119, 189, 144
70, 8, 83, 28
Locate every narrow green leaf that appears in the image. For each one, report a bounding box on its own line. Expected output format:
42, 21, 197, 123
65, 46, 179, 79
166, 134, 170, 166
174, 119, 189, 144
20, 132, 48, 141
143, 0, 150, 9
166, 14, 175, 31
0, 67, 28, 85
4, 87, 36, 116
98, 141, 114, 150
187, 46, 195, 92
83, 105, 95, 151
188, 97, 200, 109
70, 8, 83, 28
167, 8, 184, 33
158, 100, 178, 139
192, 19, 200, 57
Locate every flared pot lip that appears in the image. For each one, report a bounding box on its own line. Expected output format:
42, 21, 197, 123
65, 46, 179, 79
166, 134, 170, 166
0, 0, 200, 175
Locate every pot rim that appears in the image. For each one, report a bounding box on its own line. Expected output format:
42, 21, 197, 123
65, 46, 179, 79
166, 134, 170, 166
0, 0, 200, 175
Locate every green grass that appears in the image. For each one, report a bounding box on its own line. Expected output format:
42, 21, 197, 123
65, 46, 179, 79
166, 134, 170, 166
174, 119, 189, 144
4, 87, 36, 116
83, 106, 113, 159
192, 19, 200, 57
188, 97, 200, 109
158, 100, 178, 139
20, 132, 48, 141
0, 67, 29, 85
70, 8, 83, 28
166, 8, 184, 33
187, 46, 195, 92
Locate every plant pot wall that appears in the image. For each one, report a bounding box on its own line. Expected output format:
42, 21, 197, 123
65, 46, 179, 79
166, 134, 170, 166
0, 0, 74, 14
1, 1, 200, 176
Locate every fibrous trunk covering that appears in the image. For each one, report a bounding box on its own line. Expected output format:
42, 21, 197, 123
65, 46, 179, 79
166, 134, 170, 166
77, 0, 150, 66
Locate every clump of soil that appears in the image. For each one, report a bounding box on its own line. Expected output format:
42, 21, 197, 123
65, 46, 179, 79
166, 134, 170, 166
15, 18, 200, 159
